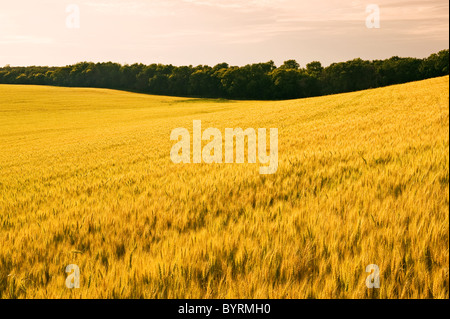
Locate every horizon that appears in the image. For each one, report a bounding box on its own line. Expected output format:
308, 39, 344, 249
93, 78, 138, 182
1, 0, 449, 68
2, 48, 450, 69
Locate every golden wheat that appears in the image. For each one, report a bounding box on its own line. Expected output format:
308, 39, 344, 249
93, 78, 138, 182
0, 76, 448, 299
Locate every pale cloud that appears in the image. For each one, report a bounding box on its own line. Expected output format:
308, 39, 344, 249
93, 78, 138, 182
0, 35, 54, 45
182, 0, 287, 10
83, 0, 177, 17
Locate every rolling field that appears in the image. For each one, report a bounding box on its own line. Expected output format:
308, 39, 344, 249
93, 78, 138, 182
0, 76, 448, 299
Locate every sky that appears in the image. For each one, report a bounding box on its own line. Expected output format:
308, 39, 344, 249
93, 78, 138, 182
0, 0, 448, 67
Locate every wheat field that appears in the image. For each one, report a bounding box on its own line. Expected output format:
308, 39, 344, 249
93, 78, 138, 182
0, 76, 448, 299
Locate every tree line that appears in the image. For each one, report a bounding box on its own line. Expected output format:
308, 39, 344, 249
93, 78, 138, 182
0, 50, 448, 100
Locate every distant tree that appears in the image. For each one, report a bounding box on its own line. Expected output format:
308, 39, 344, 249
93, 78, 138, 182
306, 61, 323, 78
212, 63, 229, 72
323, 58, 376, 94
221, 67, 249, 98
189, 67, 220, 97
33, 73, 46, 85
0, 50, 448, 100
374, 57, 422, 86
15, 73, 29, 84
169, 66, 192, 96
0, 71, 6, 83
271, 69, 307, 99
419, 49, 449, 78
148, 74, 169, 94
279, 60, 300, 70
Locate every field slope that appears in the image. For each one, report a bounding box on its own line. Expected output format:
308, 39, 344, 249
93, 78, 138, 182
0, 76, 448, 299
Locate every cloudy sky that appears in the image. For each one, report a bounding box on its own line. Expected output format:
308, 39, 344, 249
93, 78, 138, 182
0, 0, 448, 67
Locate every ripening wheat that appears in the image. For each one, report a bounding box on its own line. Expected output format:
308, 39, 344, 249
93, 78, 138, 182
0, 76, 448, 299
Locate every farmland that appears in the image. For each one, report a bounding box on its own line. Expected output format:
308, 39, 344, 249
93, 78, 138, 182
0, 76, 448, 298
